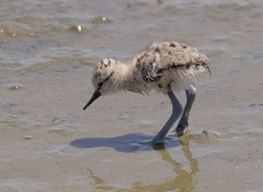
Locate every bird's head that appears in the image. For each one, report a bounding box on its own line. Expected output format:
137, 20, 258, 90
83, 58, 120, 110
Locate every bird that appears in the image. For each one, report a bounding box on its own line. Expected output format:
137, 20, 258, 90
83, 41, 211, 145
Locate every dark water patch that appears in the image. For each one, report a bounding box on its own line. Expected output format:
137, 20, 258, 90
68, 25, 85, 33
9, 85, 22, 90
91, 16, 112, 24
249, 103, 263, 107
248, 103, 263, 112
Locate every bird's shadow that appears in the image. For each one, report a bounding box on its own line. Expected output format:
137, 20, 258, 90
70, 133, 181, 153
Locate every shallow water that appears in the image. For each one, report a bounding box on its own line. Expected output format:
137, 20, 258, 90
0, 0, 262, 191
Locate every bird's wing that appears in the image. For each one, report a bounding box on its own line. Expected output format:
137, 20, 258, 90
134, 41, 210, 83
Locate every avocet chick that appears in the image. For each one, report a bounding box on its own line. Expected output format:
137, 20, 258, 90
83, 41, 210, 144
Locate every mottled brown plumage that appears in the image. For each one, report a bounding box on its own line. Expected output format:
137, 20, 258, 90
88, 41, 210, 96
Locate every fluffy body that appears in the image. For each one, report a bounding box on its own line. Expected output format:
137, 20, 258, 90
92, 41, 210, 96
84, 41, 210, 144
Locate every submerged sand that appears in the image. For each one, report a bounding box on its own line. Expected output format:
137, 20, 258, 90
0, 0, 262, 191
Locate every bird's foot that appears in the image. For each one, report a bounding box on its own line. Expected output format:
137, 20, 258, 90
175, 122, 188, 137
152, 138, 166, 145
138, 139, 165, 150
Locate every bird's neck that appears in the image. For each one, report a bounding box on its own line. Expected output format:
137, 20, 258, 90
114, 62, 134, 83
114, 62, 144, 94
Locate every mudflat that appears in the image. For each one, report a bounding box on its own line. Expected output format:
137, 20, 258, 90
0, 1, 262, 191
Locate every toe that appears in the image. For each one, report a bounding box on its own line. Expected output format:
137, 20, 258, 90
176, 124, 187, 137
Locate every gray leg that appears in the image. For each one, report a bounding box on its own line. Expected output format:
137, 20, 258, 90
176, 85, 197, 136
152, 91, 183, 144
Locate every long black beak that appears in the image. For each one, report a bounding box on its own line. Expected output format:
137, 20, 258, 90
83, 91, 101, 110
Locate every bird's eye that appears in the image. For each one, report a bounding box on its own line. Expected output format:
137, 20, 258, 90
98, 82, 103, 87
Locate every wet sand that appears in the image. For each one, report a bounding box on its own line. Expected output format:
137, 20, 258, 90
0, 0, 262, 191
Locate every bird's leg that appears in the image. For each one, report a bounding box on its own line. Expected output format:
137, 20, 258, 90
152, 91, 183, 144
175, 85, 197, 136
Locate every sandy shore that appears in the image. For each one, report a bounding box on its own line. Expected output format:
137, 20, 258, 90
0, 0, 262, 191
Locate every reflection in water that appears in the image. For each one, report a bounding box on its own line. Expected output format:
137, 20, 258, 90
87, 169, 114, 191
81, 135, 199, 191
